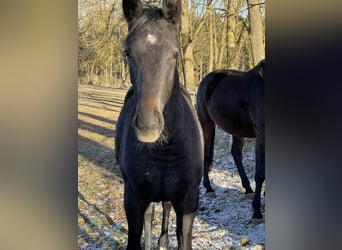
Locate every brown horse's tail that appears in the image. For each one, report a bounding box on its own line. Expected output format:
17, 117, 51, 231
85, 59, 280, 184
206, 123, 216, 171
196, 73, 217, 172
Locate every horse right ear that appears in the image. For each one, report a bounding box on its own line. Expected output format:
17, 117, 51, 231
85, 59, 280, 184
123, 0, 142, 26
162, 0, 181, 24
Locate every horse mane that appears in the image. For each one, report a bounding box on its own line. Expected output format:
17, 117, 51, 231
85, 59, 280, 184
123, 87, 134, 104
180, 84, 191, 101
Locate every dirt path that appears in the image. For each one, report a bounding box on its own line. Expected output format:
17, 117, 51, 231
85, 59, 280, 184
78, 84, 265, 249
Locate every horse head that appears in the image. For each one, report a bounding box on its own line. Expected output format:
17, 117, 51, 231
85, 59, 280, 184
123, 0, 181, 143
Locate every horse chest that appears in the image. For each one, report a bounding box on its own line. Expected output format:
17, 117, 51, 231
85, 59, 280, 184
125, 160, 187, 201
121, 141, 199, 201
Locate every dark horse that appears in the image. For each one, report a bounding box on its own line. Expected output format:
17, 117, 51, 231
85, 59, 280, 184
115, 0, 203, 249
196, 60, 265, 220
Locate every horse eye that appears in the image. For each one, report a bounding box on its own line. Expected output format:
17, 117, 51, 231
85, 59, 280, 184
123, 50, 130, 57
172, 51, 179, 59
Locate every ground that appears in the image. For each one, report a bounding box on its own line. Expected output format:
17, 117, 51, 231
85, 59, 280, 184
78, 84, 265, 249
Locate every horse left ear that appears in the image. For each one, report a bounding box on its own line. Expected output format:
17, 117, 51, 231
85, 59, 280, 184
162, 0, 181, 24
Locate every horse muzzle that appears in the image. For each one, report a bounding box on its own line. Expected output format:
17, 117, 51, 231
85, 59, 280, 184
132, 109, 164, 143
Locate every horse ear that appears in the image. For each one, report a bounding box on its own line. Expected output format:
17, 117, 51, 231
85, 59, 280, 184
123, 0, 142, 26
162, 0, 181, 24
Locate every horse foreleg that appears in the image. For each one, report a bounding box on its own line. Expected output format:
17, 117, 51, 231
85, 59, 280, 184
124, 190, 145, 250
175, 210, 195, 250
144, 202, 155, 250
231, 135, 253, 194
252, 134, 265, 221
158, 201, 172, 249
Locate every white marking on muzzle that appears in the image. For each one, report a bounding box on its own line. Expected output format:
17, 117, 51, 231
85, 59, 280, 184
147, 34, 157, 44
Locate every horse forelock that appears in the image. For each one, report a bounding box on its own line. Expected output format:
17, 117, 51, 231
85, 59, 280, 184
126, 5, 163, 38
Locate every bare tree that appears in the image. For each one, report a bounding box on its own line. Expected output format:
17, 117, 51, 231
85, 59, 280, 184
227, 0, 238, 69
247, 0, 265, 65
78, 0, 265, 87
207, 1, 214, 72
181, 0, 196, 95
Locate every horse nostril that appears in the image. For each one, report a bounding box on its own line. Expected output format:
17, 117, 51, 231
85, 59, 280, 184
133, 112, 144, 130
155, 111, 163, 128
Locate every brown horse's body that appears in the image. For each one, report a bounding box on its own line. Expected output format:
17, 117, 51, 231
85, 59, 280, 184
196, 60, 265, 220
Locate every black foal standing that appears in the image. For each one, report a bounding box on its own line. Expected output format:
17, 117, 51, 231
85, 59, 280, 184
115, 0, 203, 249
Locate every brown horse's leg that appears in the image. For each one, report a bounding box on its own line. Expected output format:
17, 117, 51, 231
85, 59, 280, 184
159, 201, 172, 249
231, 135, 254, 193
144, 202, 155, 250
252, 132, 265, 221
202, 122, 216, 196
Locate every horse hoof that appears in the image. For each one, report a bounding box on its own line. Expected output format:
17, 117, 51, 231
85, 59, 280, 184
205, 192, 216, 198
251, 218, 265, 224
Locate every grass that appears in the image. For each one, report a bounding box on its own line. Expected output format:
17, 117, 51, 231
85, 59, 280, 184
78, 84, 128, 249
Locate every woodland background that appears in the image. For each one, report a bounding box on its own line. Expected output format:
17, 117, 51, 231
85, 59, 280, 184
78, 0, 265, 95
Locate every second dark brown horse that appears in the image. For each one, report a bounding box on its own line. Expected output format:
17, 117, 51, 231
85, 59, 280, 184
196, 60, 265, 220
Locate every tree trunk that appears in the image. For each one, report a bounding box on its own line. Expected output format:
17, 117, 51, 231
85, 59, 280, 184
181, 0, 196, 96
213, 11, 219, 69
247, 0, 265, 65
227, 0, 238, 69
208, 3, 214, 72
217, 2, 227, 70
182, 43, 196, 95
229, 20, 249, 70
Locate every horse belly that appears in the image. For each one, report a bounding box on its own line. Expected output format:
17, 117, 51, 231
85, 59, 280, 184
212, 112, 256, 138
207, 80, 256, 138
